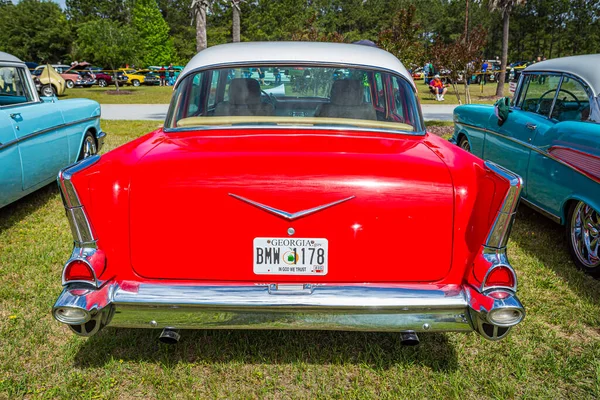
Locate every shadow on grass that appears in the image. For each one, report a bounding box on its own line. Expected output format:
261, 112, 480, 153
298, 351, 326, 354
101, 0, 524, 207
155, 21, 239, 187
74, 328, 458, 372
511, 205, 600, 306
0, 184, 59, 234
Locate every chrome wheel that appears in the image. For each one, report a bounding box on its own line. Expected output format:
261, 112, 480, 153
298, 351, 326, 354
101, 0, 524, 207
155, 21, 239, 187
82, 134, 97, 159
132, 79, 140, 87
41, 85, 55, 97
66, 80, 75, 89
570, 201, 600, 269
98, 79, 107, 87
459, 136, 471, 152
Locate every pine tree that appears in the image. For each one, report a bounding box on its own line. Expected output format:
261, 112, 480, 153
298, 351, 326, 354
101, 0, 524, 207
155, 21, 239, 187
133, 0, 175, 66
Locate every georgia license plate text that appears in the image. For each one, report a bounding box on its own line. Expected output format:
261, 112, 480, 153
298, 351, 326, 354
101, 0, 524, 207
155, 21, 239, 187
253, 237, 328, 275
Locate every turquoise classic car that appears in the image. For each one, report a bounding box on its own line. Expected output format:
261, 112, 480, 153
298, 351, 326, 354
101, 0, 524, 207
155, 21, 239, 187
452, 54, 600, 275
0, 52, 105, 208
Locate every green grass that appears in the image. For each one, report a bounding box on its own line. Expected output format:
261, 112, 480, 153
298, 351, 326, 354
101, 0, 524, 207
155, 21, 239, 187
59, 81, 507, 107
60, 85, 173, 104
418, 81, 510, 105
2, 120, 600, 398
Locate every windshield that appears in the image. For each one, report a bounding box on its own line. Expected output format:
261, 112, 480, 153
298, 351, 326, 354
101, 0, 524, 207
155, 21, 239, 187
166, 65, 423, 133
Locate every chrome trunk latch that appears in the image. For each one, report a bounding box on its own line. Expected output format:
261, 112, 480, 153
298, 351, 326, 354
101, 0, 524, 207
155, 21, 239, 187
268, 284, 313, 295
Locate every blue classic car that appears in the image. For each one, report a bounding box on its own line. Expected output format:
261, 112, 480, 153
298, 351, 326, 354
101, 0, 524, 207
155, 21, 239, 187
452, 54, 600, 275
0, 52, 105, 208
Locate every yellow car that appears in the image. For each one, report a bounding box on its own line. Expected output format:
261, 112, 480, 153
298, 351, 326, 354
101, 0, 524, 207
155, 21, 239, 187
31, 64, 66, 96
119, 68, 145, 87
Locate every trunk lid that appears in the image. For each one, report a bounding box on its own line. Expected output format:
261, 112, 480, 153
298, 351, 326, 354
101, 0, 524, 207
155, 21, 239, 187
129, 130, 454, 283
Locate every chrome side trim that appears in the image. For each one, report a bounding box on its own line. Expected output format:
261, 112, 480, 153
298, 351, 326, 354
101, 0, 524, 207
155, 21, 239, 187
484, 129, 600, 185
521, 197, 562, 224
0, 116, 100, 151
455, 121, 488, 133
229, 193, 355, 221
484, 161, 523, 248
58, 155, 101, 248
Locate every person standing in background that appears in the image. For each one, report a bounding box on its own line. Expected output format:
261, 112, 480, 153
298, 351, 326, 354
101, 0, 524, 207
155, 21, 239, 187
159, 66, 166, 86
481, 59, 489, 84
273, 67, 281, 85
1, 67, 15, 94
167, 63, 175, 86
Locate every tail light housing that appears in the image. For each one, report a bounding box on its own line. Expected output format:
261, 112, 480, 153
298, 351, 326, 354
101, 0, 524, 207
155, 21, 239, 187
469, 162, 522, 292
62, 249, 106, 287
58, 156, 105, 287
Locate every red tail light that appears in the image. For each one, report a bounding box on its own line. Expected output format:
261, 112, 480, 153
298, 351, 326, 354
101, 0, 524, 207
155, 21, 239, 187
64, 260, 95, 283
482, 265, 515, 291
62, 249, 106, 286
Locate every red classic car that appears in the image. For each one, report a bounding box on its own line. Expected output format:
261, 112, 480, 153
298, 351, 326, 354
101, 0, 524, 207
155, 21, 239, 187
52, 42, 525, 344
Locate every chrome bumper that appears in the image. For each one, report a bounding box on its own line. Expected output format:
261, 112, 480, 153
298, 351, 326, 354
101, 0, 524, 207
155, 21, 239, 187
53, 282, 524, 341
96, 131, 106, 152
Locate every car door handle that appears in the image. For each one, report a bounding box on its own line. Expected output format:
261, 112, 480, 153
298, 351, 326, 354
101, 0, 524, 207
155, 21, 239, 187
525, 123, 537, 130
9, 113, 21, 119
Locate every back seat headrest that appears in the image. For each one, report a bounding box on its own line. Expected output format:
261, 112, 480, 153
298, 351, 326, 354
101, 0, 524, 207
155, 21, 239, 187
330, 80, 364, 106
229, 78, 262, 105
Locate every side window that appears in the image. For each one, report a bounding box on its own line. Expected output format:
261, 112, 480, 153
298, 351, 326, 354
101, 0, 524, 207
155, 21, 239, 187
186, 74, 202, 116
0, 67, 33, 106
519, 73, 561, 117
551, 77, 591, 122
207, 71, 220, 109
374, 72, 384, 108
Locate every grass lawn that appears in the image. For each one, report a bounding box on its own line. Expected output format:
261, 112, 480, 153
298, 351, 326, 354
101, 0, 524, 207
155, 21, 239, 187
60, 85, 173, 104
59, 80, 507, 107
2, 120, 600, 398
418, 81, 510, 105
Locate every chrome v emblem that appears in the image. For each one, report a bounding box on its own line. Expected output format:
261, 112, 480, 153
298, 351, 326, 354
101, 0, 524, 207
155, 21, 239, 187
229, 193, 355, 221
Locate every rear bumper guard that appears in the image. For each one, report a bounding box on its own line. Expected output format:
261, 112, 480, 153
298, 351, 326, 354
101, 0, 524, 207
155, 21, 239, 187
52, 282, 524, 341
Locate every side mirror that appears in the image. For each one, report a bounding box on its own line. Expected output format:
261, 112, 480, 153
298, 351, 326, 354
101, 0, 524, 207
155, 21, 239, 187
494, 96, 511, 126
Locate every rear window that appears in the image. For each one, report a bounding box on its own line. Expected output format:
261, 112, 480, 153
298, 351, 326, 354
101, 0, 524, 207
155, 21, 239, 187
166, 65, 423, 134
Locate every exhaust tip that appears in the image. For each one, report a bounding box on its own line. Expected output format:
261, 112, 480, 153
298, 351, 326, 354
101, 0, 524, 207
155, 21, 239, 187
159, 328, 181, 344
400, 330, 420, 346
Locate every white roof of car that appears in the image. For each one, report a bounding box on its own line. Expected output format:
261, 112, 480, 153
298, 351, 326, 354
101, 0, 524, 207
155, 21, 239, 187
0, 52, 23, 64
525, 54, 600, 96
179, 41, 413, 87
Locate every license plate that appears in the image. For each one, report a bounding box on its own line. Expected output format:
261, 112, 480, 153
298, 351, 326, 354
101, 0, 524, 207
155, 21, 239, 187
253, 237, 328, 275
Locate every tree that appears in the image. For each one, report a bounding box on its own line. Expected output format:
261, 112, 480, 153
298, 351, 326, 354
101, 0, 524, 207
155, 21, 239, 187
232, 0, 241, 42
77, 19, 141, 91
158, 0, 196, 63
377, 6, 425, 70
133, 0, 175, 66
66, 0, 133, 24
0, 0, 71, 62
191, 0, 209, 52
431, 25, 488, 104
489, 0, 526, 97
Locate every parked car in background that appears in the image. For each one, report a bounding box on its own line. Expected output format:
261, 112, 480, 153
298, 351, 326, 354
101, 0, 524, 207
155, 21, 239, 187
52, 42, 525, 344
119, 68, 146, 87
89, 70, 128, 87
452, 54, 600, 275
0, 52, 105, 208
411, 67, 424, 80
136, 69, 160, 85
30, 64, 66, 96
508, 61, 531, 82
35, 65, 95, 89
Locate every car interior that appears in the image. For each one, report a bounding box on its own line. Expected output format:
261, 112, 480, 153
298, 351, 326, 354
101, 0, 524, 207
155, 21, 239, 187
171, 65, 421, 132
